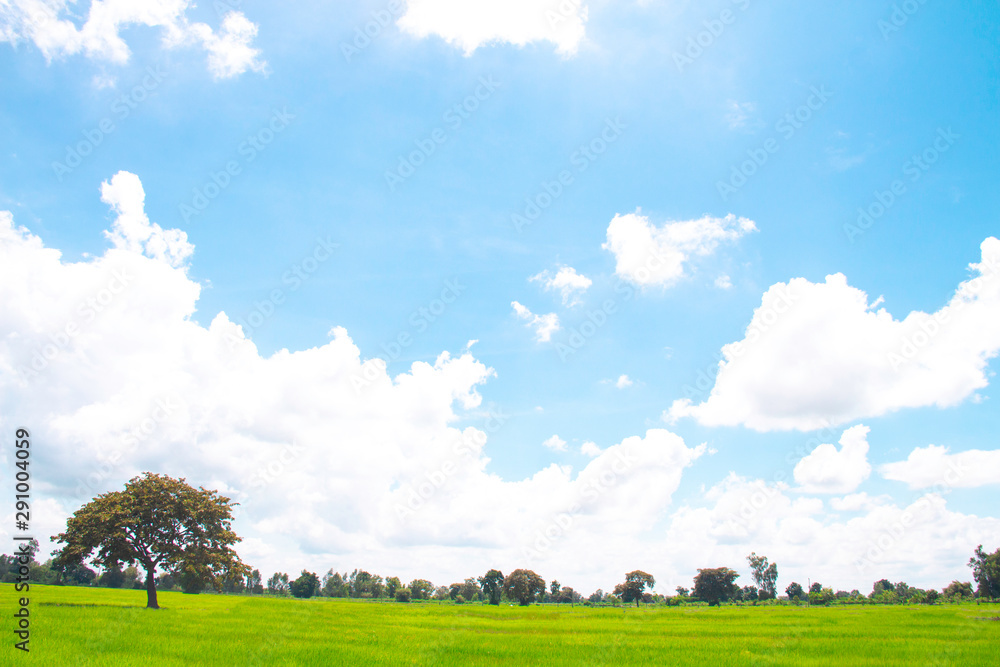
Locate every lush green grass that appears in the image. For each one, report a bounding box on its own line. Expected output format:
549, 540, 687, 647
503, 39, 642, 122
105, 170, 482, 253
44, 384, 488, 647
4, 584, 998, 665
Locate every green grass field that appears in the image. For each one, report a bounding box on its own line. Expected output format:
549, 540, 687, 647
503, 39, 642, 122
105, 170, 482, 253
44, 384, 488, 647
4, 584, 998, 666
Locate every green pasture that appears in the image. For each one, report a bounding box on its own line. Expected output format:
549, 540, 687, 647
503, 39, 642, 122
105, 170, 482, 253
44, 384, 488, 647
4, 584, 998, 665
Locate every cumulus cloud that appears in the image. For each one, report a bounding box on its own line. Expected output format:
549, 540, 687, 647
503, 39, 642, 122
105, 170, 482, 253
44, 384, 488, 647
615, 374, 632, 389
542, 435, 567, 452
0, 0, 265, 79
880, 445, 1000, 489
0, 174, 720, 592
793, 425, 872, 494
715, 274, 733, 290
659, 474, 1000, 592
603, 211, 757, 288
667, 238, 1000, 431
530, 265, 592, 306
397, 0, 588, 56
580, 441, 601, 457
512, 300, 560, 342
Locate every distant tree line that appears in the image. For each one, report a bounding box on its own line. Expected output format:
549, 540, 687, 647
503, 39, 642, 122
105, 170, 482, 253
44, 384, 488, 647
21, 474, 1000, 610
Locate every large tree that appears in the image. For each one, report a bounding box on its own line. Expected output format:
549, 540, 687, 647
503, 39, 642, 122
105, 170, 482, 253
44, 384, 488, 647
52, 472, 248, 609
693, 567, 739, 606
969, 544, 1000, 599
502, 569, 546, 606
746, 552, 778, 600
479, 569, 504, 605
614, 570, 656, 607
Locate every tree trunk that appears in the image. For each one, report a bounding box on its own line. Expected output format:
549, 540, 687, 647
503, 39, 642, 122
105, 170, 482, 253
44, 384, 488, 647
145, 567, 159, 609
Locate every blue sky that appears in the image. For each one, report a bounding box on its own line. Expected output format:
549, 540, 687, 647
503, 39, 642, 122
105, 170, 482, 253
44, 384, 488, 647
1, 0, 999, 595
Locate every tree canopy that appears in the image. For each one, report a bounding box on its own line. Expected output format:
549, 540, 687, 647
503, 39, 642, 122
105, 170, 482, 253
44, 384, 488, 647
746, 552, 778, 600
969, 544, 1000, 599
503, 569, 546, 606
52, 472, 248, 608
614, 570, 655, 607
693, 567, 740, 606
479, 569, 504, 605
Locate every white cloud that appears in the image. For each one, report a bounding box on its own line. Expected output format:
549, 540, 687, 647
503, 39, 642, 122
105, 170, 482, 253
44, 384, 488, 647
615, 374, 633, 389
603, 211, 757, 288
0, 178, 718, 593
714, 274, 733, 290
512, 300, 560, 342
660, 474, 1000, 593
667, 238, 1000, 431
397, 0, 588, 56
580, 441, 601, 457
101, 171, 193, 268
0, 1, 265, 79
880, 445, 1000, 489
530, 265, 592, 306
793, 425, 872, 494
543, 435, 567, 452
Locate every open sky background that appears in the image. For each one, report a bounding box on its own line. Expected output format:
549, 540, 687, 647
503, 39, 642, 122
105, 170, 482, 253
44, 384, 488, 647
1, 0, 999, 596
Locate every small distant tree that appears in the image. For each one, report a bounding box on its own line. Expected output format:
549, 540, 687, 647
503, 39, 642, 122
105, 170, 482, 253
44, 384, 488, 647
943, 581, 973, 601
99, 565, 125, 589
588, 589, 605, 604
433, 585, 450, 600
809, 582, 822, 594
969, 545, 1000, 599
693, 568, 739, 606
614, 571, 656, 607
290, 570, 319, 598
550, 580, 561, 599
322, 571, 349, 598
246, 569, 264, 595
52, 472, 248, 609
267, 572, 290, 595
460, 578, 482, 602
396, 587, 412, 602
675, 587, 689, 597
924, 589, 940, 605
408, 579, 433, 600
479, 569, 504, 605
785, 582, 805, 601
386, 576, 401, 599
746, 553, 778, 600
738, 585, 758, 602
503, 569, 546, 606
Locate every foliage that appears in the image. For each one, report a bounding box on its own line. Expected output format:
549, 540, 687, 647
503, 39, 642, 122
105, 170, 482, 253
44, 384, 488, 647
290, 570, 320, 599
613, 570, 656, 607
52, 472, 248, 609
408, 579, 434, 600
395, 587, 412, 602
785, 582, 804, 601
968, 544, 1000, 599
503, 569, 546, 606
385, 576, 401, 599
942, 580, 973, 601
746, 552, 778, 600
693, 568, 739, 606
267, 572, 290, 595
478, 569, 504, 605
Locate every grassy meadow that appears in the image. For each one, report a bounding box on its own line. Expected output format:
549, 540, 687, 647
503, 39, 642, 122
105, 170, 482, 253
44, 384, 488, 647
5, 584, 999, 666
